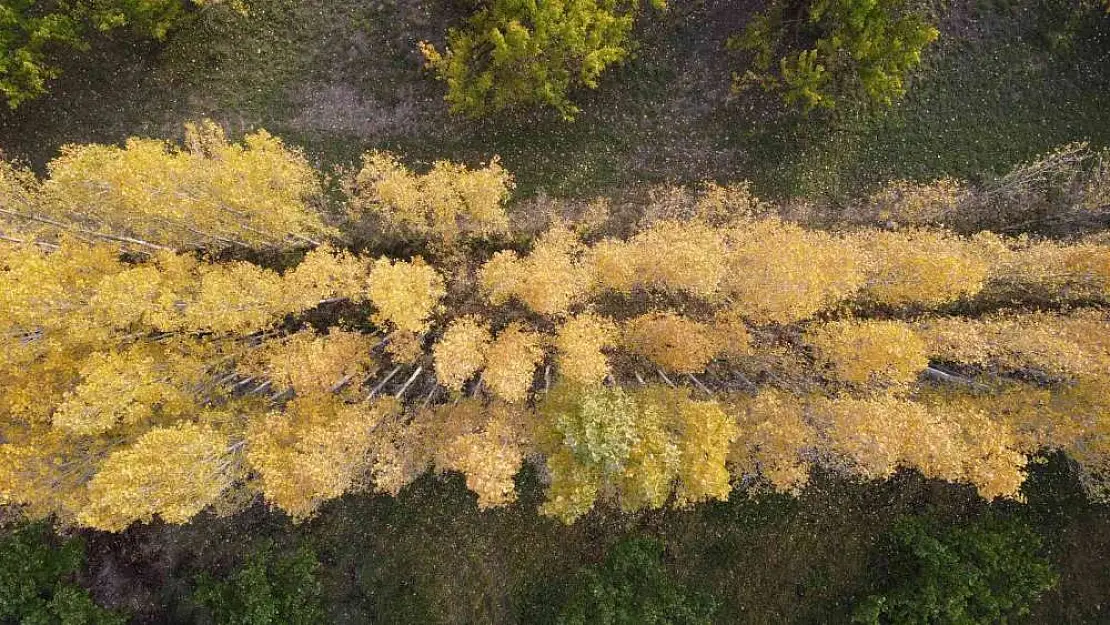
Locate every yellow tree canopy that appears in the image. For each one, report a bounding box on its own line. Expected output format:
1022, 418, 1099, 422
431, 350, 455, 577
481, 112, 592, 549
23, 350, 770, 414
247, 394, 398, 520
352, 151, 513, 245
79, 422, 240, 531
31, 121, 330, 249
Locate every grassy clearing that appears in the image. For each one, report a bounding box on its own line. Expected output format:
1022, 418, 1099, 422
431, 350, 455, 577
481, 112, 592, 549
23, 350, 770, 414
1, 0, 1106, 203
763, 37, 1110, 197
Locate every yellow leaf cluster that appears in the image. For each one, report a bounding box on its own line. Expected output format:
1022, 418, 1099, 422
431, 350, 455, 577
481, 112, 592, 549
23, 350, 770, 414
483, 323, 544, 402
478, 225, 592, 315
917, 310, 1110, 379
368, 399, 528, 504
633, 220, 728, 297
723, 218, 864, 323
0, 239, 124, 332
433, 317, 492, 391
0, 338, 88, 426
79, 422, 237, 531
384, 329, 426, 364
929, 402, 1030, 500
247, 394, 396, 520
554, 313, 617, 385
813, 395, 1025, 499
729, 391, 816, 493
617, 392, 679, 511
671, 393, 738, 505
0, 159, 39, 213
587, 220, 728, 297
53, 342, 207, 436
693, 181, 771, 224
852, 228, 989, 307
352, 151, 513, 245
540, 447, 602, 523
41, 121, 329, 248
244, 329, 377, 395
919, 385, 1063, 455
87, 254, 198, 332
435, 403, 527, 508
184, 262, 288, 334
403, 401, 484, 474
806, 319, 928, 385
364, 416, 425, 497
986, 237, 1110, 303
815, 395, 930, 481
584, 239, 638, 293
0, 428, 101, 521
441, 427, 524, 508
622, 312, 719, 373
281, 245, 373, 309
919, 378, 1105, 499
710, 308, 754, 360
1053, 378, 1110, 498
1, 238, 379, 341
537, 385, 737, 522
368, 256, 446, 333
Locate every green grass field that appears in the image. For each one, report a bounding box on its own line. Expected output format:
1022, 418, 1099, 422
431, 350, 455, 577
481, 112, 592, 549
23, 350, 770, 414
2, 0, 1107, 201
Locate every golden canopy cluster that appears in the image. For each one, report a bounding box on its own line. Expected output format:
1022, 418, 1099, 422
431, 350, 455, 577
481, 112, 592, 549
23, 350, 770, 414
1, 124, 1108, 531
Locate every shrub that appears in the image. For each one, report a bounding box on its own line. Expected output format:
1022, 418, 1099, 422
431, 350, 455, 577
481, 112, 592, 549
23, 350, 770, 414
555, 537, 716, 625
730, 0, 938, 111
350, 151, 513, 247
853, 515, 1057, 624
0, 0, 85, 108
959, 142, 1110, 236
420, 0, 662, 120
0, 522, 129, 625
193, 542, 324, 625
0, 0, 220, 108
86, 0, 198, 40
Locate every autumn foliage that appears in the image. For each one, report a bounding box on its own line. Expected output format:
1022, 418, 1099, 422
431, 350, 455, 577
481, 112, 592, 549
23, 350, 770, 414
2, 126, 1109, 532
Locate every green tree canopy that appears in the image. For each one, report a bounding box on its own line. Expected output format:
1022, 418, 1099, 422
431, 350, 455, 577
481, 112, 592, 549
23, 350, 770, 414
555, 537, 716, 625
420, 0, 662, 120
853, 515, 1058, 625
730, 0, 939, 111
193, 542, 325, 625
0, 522, 129, 625
0, 0, 216, 108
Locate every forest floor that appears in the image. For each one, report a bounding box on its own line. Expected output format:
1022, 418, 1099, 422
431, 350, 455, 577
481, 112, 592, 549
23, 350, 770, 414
3, 0, 1110, 622
84, 456, 1110, 624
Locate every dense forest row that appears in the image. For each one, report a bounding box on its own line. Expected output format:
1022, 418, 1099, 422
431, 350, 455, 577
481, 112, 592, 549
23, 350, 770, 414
1, 123, 1107, 532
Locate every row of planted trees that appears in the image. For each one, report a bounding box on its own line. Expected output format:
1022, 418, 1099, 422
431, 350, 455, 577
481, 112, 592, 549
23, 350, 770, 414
419, 0, 945, 118
4, 0, 937, 115
421, 0, 1110, 117
1, 123, 1108, 532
